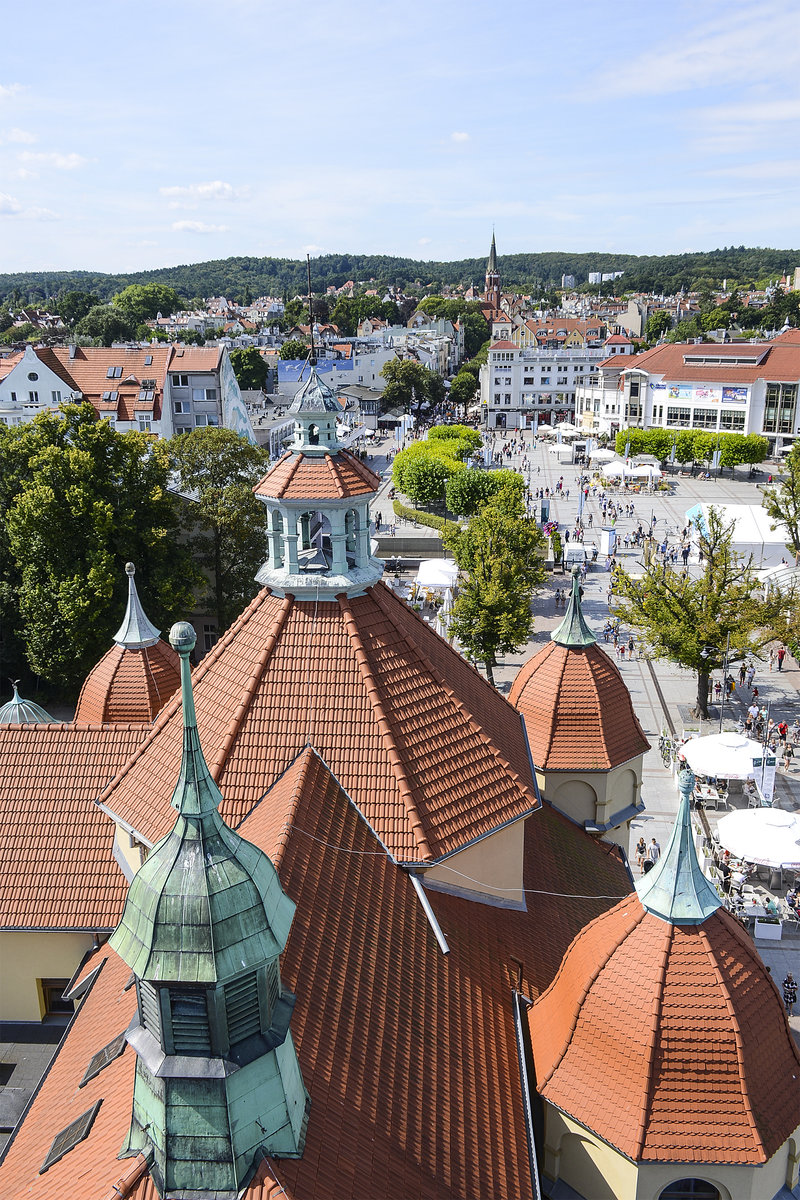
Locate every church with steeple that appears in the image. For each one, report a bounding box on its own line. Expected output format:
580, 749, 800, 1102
1, 373, 799, 1200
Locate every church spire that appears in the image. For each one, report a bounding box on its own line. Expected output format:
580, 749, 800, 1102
113, 562, 160, 649
551, 568, 597, 648
636, 766, 721, 925
487, 229, 498, 274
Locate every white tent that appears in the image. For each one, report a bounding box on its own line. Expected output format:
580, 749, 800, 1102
681, 732, 764, 780
536, 424, 555, 437
416, 559, 459, 590
589, 448, 618, 463
601, 460, 630, 478
631, 464, 662, 480
685, 503, 791, 568
717, 808, 800, 869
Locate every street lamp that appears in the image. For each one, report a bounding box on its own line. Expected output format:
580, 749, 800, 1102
701, 633, 733, 732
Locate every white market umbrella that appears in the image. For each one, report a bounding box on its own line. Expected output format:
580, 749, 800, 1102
589, 448, 618, 463
602, 460, 629, 477
416, 559, 459, 590
717, 808, 800, 869
631, 464, 662, 480
680, 732, 765, 780
536, 424, 555, 436
434, 611, 448, 639
442, 587, 454, 617
555, 421, 578, 432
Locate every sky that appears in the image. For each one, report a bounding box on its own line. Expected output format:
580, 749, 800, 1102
1, 0, 800, 275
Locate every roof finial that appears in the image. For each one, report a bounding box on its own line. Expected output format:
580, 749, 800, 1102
113, 562, 160, 649
167, 621, 223, 818
551, 567, 597, 648
636, 766, 721, 925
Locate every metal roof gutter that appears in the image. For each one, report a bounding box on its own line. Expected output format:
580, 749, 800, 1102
512, 987, 543, 1200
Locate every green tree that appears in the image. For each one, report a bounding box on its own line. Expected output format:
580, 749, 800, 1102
56, 289, 100, 326
280, 338, 309, 360
445, 468, 523, 517
449, 371, 479, 407
762, 443, 800, 560
612, 506, 786, 717
74, 305, 135, 346
230, 346, 269, 391
1, 404, 195, 690
380, 358, 441, 415
644, 310, 672, 340
428, 424, 482, 451
170, 428, 271, 633
401, 454, 461, 506
443, 494, 545, 685
460, 311, 491, 358
112, 283, 183, 324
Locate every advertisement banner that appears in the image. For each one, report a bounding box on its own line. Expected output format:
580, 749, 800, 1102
667, 383, 722, 403
722, 386, 748, 403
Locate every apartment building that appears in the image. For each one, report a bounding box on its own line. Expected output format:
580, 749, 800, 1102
574, 328, 800, 452
480, 337, 618, 431
0, 344, 254, 441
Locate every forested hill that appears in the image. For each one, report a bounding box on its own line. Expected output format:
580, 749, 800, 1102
1, 246, 798, 305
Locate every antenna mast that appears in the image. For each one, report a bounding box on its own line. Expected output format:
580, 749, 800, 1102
307, 254, 316, 365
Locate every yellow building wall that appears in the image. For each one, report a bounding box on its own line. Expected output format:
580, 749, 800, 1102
542, 756, 644, 850
422, 819, 525, 904
0, 931, 97, 1022
544, 1104, 800, 1200
113, 822, 147, 880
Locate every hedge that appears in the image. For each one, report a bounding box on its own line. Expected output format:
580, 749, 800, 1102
392, 500, 449, 532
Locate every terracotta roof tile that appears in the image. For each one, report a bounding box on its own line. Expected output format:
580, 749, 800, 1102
509, 641, 649, 770
254, 450, 381, 501
0, 748, 632, 1200
48, 347, 172, 423
529, 896, 800, 1163
74, 641, 181, 725
0, 724, 147, 929
98, 584, 538, 862
622, 338, 800, 385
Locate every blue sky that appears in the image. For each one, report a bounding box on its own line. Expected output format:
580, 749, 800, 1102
1, 0, 799, 274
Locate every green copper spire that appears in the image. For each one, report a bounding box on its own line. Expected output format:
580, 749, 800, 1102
636, 767, 721, 925
110, 621, 309, 1196
487, 230, 498, 274
551, 568, 597, 648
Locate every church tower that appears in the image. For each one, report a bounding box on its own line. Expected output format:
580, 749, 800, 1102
109, 621, 309, 1197
484, 231, 501, 309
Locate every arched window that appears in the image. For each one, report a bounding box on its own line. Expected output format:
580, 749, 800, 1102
271, 510, 284, 569
659, 1181, 721, 1200
309, 423, 319, 445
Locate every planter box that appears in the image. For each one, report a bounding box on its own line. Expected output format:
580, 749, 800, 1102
755, 918, 783, 941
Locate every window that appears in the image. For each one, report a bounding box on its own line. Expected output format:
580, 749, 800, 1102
169, 988, 211, 1054
195, 414, 209, 426
28, 371, 39, 381
51, 390, 62, 403
504, 395, 511, 405
106, 366, 122, 379
9, 391, 16, 402
494, 393, 500, 402
658, 1182, 720, 1200
720, 408, 745, 431
174, 400, 190, 414
666, 406, 690, 427
138, 416, 152, 432
524, 376, 534, 385
144, 354, 153, 365
172, 374, 189, 387
28, 391, 39, 403
763, 382, 797, 434
224, 973, 261, 1045
138, 389, 154, 401
40, 1102, 102, 1174
692, 408, 717, 429
203, 623, 218, 652
629, 378, 640, 398
138, 979, 162, 1041
79, 1033, 127, 1087
40, 978, 73, 1017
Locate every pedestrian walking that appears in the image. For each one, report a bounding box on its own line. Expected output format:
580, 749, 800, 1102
783, 972, 797, 1015
635, 836, 647, 874
777, 645, 787, 671
648, 838, 661, 865
769, 647, 775, 671
739, 663, 747, 686
746, 664, 755, 689
784, 742, 794, 771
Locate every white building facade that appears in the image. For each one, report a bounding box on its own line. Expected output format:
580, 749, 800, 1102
480, 339, 613, 430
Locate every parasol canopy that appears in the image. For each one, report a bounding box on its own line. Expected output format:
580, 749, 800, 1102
680, 732, 765, 780
415, 559, 459, 590
717, 808, 800, 869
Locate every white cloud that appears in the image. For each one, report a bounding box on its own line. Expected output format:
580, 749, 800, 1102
171, 220, 228, 234
450, 131, 470, 143
0, 192, 58, 220
592, 4, 800, 98
0, 83, 23, 100
418, 236, 432, 245
160, 180, 245, 202
0, 128, 36, 145
19, 150, 87, 170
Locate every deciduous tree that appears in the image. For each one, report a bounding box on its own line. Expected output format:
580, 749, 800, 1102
762, 443, 800, 560
279, 338, 309, 361
612, 506, 786, 717
170, 428, 270, 633
230, 346, 269, 391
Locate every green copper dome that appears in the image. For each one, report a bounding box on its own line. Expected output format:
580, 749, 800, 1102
109, 622, 295, 983
551, 568, 597, 649
0, 681, 56, 725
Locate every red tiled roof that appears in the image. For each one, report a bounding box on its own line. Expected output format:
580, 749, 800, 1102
97, 583, 538, 862
529, 895, 800, 1163
0, 724, 147, 930
509, 642, 649, 771
166, 346, 222, 372
254, 449, 380, 501
74, 641, 181, 725
48, 347, 172, 423
597, 354, 635, 369
624, 338, 800, 385
0, 747, 632, 1200
490, 339, 517, 350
